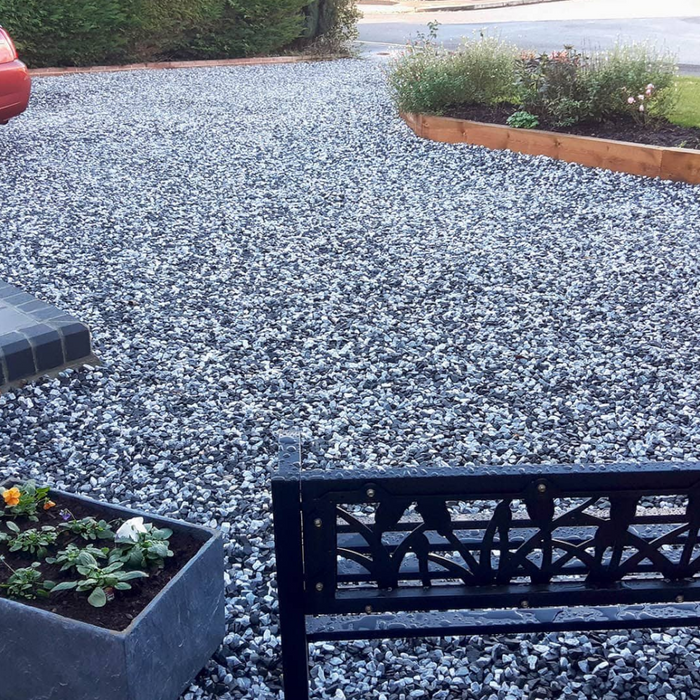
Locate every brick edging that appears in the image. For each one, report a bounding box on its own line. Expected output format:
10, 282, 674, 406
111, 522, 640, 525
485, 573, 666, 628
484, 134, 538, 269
29, 56, 309, 78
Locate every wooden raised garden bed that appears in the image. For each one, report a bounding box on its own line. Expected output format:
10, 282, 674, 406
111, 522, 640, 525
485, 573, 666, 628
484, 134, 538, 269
401, 112, 700, 185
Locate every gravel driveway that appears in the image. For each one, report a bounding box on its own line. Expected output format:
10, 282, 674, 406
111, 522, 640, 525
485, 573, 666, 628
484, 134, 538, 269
2, 59, 700, 699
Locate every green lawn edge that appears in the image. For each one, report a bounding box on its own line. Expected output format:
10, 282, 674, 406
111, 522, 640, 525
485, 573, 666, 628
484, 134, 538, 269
670, 76, 700, 128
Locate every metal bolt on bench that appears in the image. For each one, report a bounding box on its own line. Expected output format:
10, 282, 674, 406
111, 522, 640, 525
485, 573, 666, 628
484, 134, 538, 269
272, 432, 700, 699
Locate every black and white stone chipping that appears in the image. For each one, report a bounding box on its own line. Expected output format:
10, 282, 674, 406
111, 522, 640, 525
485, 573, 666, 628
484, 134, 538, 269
1, 59, 700, 699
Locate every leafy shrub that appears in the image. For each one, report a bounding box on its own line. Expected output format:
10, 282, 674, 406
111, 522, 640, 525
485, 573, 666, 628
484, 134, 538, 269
387, 28, 519, 115
0, 0, 358, 67
582, 43, 678, 123
515, 44, 678, 126
507, 111, 539, 129
125, 0, 223, 61
182, 0, 310, 60
388, 34, 681, 129
303, 0, 361, 54
0, 0, 134, 67
515, 47, 589, 127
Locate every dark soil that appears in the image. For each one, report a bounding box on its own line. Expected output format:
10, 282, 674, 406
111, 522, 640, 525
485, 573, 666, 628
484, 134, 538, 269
442, 103, 700, 150
0, 498, 204, 631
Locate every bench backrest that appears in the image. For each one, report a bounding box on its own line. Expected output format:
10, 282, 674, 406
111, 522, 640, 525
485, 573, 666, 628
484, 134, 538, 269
275, 435, 700, 618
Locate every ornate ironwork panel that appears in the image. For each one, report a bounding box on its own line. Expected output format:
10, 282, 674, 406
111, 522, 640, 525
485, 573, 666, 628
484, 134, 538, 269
273, 435, 700, 700
300, 475, 700, 615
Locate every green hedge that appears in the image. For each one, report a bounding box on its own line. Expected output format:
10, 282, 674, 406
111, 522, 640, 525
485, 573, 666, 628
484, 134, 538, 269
0, 0, 133, 67
0, 0, 354, 67
304, 0, 361, 51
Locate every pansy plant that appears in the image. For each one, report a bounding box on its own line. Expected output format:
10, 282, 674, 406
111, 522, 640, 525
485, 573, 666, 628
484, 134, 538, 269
51, 551, 148, 607
110, 517, 174, 569
0, 522, 59, 558
0, 557, 53, 600
59, 516, 116, 542
46, 543, 109, 572
0, 481, 54, 521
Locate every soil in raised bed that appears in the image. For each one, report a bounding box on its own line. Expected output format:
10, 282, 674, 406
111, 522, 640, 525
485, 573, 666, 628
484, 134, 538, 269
0, 498, 204, 631
442, 103, 700, 150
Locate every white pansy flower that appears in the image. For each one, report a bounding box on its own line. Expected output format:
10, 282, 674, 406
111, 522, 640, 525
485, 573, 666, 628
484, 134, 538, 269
116, 517, 148, 542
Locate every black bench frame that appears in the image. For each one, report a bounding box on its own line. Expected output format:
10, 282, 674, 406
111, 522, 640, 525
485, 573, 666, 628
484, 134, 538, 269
272, 432, 700, 699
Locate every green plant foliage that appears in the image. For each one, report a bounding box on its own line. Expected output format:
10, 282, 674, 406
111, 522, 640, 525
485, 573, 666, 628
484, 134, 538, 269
185, 0, 311, 59
670, 76, 700, 128
0, 0, 359, 67
124, 0, 222, 60
0, 480, 52, 521
304, 0, 361, 54
59, 517, 116, 542
582, 43, 678, 123
0, 0, 134, 67
515, 47, 589, 127
0, 559, 52, 600
0, 522, 59, 558
387, 28, 519, 116
50, 552, 148, 608
506, 111, 539, 129
46, 544, 109, 572
111, 524, 174, 569
388, 35, 681, 129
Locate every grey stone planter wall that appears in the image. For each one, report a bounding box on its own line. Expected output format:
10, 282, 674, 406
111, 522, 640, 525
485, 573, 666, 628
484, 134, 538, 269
0, 489, 225, 700
0, 280, 96, 392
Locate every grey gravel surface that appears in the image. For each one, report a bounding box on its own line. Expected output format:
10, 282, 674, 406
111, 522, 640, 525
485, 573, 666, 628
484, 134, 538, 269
1, 59, 700, 699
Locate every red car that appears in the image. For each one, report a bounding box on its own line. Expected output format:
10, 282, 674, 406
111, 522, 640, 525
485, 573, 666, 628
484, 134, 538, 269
0, 26, 30, 124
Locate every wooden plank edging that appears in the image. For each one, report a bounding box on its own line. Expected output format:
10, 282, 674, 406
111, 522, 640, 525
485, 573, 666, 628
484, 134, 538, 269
28, 56, 310, 78
401, 112, 700, 185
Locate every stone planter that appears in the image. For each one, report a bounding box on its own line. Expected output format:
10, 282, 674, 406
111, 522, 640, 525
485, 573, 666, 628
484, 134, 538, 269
0, 489, 225, 700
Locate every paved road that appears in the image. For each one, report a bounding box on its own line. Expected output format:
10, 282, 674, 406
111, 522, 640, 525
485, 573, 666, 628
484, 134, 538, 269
359, 0, 700, 72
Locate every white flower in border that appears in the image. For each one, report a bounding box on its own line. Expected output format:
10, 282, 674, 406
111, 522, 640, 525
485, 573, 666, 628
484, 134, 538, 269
116, 516, 148, 542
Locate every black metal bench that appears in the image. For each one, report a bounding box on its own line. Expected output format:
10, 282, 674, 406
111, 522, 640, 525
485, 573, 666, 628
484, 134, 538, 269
272, 432, 700, 699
